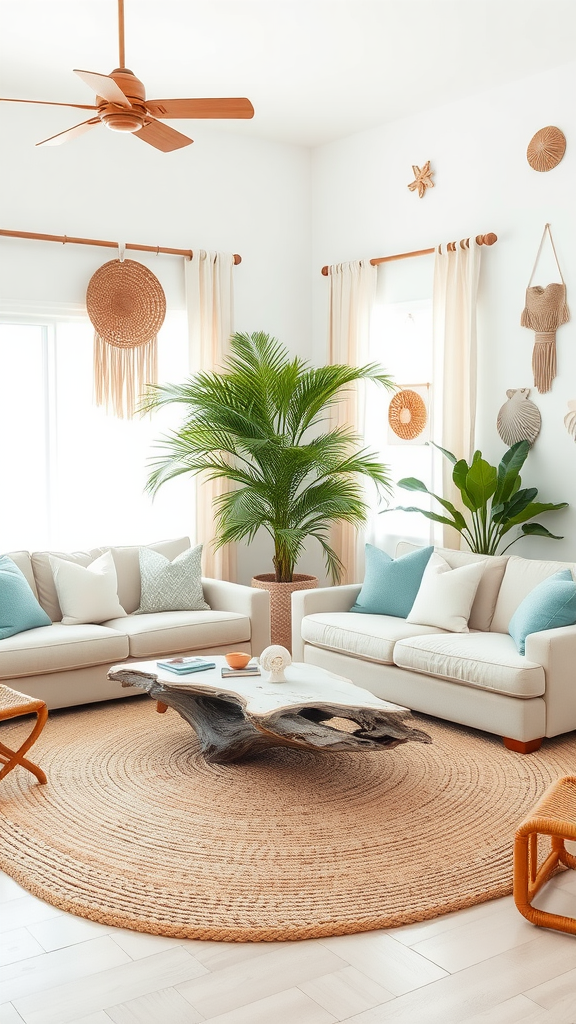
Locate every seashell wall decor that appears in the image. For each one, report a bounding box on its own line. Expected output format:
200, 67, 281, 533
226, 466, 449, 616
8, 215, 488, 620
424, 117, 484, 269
564, 400, 576, 443
497, 389, 541, 447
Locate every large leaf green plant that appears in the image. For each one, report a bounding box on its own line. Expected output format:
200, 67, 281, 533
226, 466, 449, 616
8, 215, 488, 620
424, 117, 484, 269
141, 331, 394, 583
394, 440, 567, 555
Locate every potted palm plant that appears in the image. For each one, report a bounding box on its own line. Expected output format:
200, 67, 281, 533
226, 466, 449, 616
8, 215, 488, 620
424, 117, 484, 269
141, 330, 394, 646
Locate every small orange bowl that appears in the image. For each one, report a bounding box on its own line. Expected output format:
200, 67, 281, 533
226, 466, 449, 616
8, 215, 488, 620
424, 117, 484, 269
225, 652, 252, 670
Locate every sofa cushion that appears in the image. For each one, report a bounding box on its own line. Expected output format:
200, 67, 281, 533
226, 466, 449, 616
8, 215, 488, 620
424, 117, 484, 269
301, 612, 447, 665
110, 537, 191, 614
396, 542, 508, 631
31, 546, 107, 621
0, 623, 129, 679
49, 551, 127, 625
393, 632, 545, 698
491, 555, 576, 634
106, 610, 251, 659
407, 553, 486, 632
0, 556, 52, 640
350, 544, 433, 617
509, 569, 576, 655
136, 544, 209, 613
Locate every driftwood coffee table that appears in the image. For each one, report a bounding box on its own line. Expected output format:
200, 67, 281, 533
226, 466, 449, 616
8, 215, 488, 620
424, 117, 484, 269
108, 659, 431, 764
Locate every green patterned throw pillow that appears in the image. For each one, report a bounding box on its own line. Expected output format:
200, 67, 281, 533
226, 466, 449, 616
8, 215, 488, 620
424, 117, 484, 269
136, 544, 210, 613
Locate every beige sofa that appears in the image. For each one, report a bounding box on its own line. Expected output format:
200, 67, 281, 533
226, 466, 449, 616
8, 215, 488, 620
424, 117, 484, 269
292, 545, 576, 751
1, 537, 270, 710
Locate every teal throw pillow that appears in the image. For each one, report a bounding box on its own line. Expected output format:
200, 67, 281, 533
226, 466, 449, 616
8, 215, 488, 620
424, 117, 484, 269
0, 555, 51, 640
509, 569, 576, 656
350, 544, 434, 618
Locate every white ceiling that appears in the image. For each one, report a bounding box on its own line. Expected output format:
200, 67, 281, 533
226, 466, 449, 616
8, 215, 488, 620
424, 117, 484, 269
1, 0, 575, 148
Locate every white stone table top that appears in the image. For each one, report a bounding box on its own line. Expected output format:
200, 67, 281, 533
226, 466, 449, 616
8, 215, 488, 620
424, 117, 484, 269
111, 657, 408, 718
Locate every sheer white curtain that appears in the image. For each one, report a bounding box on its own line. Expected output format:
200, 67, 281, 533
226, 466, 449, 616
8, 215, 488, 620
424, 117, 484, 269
185, 251, 236, 581
433, 239, 482, 548
327, 259, 377, 583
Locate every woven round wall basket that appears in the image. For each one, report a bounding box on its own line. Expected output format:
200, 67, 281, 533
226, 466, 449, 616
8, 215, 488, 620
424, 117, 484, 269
527, 126, 566, 173
86, 258, 166, 348
388, 389, 427, 440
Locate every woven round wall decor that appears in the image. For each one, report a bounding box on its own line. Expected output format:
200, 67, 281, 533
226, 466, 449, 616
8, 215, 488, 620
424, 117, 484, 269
86, 258, 166, 348
388, 389, 427, 440
527, 126, 566, 173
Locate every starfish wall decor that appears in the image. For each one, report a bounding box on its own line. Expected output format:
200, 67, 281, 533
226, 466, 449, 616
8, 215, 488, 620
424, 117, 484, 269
408, 160, 434, 198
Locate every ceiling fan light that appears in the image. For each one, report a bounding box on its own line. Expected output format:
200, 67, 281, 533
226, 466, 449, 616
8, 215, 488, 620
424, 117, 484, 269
101, 110, 145, 132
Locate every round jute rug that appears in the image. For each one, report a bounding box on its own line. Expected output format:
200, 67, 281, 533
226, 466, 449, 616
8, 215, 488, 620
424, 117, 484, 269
1, 698, 573, 942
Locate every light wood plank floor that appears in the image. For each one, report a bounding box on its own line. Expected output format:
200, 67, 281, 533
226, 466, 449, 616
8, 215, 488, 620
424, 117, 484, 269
2, 864, 576, 1024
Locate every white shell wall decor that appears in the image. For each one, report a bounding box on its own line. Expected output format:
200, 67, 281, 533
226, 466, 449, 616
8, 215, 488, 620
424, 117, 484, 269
497, 388, 541, 447
259, 644, 292, 683
564, 400, 576, 442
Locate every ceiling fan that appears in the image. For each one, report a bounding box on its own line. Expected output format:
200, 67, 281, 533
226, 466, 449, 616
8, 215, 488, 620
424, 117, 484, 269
0, 0, 254, 152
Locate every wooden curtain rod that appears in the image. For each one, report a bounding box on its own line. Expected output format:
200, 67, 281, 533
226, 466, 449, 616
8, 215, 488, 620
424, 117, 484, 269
321, 233, 497, 275
0, 228, 242, 265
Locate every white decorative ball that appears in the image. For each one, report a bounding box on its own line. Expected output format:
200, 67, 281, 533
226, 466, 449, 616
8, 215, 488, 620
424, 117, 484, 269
259, 645, 291, 682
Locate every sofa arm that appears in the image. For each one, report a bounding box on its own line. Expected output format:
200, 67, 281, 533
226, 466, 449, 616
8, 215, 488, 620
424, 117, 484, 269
201, 578, 270, 656
525, 624, 576, 737
291, 584, 361, 662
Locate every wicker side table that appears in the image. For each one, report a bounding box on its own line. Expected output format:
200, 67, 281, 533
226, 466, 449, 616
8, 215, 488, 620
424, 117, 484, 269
0, 685, 48, 785
514, 775, 576, 935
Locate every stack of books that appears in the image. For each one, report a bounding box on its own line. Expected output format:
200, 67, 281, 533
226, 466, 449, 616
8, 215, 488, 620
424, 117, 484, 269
221, 661, 260, 678
156, 657, 216, 675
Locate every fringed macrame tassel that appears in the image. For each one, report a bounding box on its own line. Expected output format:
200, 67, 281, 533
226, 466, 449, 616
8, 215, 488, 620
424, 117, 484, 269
93, 333, 158, 418
532, 332, 557, 394
521, 298, 570, 331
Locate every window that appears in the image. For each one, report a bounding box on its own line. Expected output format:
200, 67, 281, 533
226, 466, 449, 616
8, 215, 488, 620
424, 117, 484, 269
0, 312, 195, 552
363, 259, 440, 556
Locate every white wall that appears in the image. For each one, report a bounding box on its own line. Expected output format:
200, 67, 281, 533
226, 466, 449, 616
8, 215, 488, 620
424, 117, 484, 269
0, 104, 312, 582
5, 59, 576, 583
311, 60, 576, 562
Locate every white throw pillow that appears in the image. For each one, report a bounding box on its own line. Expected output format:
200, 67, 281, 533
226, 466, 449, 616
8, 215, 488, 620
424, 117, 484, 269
406, 552, 486, 633
49, 550, 127, 625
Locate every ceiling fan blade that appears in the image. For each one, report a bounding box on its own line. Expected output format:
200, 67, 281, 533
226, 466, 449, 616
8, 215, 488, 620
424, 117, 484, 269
135, 118, 193, 152
73, 69, 132, 108
0, 97, 98, 110
146, 97, 254, 120
36, 118, 101, 147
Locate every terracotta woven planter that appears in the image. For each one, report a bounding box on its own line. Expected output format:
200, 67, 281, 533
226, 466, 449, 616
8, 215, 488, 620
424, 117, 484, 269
251, 574, 318, 652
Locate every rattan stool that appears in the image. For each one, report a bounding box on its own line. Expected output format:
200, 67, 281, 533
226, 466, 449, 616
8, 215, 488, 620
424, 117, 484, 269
0, 685, 48, 785
514, 776, 576, 934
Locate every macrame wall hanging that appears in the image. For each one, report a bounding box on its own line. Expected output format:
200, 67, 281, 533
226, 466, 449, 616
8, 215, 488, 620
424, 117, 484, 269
86, 245, 166, 418
521, 224, 570, 394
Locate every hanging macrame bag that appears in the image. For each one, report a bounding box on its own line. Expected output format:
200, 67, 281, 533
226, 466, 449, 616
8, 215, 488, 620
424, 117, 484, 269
521, 223, 569, 394
86, 247, 166, 418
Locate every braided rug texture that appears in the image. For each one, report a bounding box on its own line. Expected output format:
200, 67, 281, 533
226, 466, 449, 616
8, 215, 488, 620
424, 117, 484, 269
1, 698, 574, 942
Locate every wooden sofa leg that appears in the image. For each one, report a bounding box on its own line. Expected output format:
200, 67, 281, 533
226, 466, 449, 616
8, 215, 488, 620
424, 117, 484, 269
503, 736, 543, 754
